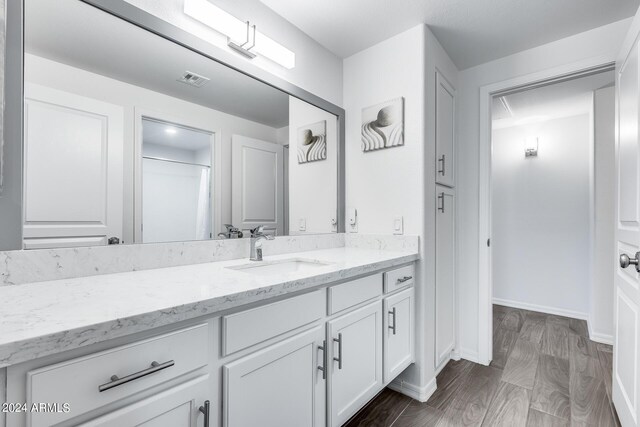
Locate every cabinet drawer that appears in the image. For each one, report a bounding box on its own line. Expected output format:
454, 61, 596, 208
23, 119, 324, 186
384, 265, 415, 293
328, 274, 382, 315
26, 324, 209, 427
222, 289, 325, 356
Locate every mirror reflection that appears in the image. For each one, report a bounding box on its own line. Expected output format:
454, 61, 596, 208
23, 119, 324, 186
23, 0, 338, 249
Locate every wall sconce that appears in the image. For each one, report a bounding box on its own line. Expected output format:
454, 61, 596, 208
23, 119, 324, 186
524, 136, 538, 158
184, 0, 296, 69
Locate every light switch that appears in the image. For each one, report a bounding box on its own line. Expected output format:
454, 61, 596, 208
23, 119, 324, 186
299, 218, 307, 231
393, 216, 404, 235
348, 207, 358, 233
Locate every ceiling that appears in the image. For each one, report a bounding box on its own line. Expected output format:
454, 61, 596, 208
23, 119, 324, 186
492, 70, 615, 130
142, 118, 212, 152
259, 0, 638, 69
25, 0, 289, 128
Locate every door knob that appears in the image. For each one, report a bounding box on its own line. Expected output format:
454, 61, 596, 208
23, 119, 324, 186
620, 252, 640, 271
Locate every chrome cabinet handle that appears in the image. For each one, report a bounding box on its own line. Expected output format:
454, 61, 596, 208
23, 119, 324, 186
317, 340, 327, 379
438, 193, 445, 213
438, 155, 446, 176
333, 333, 343, 370
389, 307, 397, 335
620, 252, 640, 272
98, 360, 174, 392
199, 400, 210, 427
397, 276, 412, 283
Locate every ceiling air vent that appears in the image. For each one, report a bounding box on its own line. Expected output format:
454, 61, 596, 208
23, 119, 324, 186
177, 71, 210, 88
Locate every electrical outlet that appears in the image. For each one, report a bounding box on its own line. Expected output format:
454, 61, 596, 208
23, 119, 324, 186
299, 218, 307, 231
393, 216, 404, 235
331, 218, 337, 232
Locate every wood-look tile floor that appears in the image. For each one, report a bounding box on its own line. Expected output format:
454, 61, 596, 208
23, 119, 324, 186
343, 305, 619, 427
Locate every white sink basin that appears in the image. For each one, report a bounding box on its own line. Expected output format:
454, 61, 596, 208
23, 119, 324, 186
227, 258, 333, 275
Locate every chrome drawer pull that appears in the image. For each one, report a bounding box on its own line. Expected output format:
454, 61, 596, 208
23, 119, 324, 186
317, 340, 327, 379
98, 360, 175, 392
389, 307, 397, 335
333, 333, 343, 370
438, 154, 446, 176
199, 400, 210, 427
397, 276, 412, 284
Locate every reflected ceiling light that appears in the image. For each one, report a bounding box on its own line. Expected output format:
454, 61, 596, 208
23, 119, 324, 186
524, 136, 538, 158
165, 127, 178, 135
184, 0, 296, 69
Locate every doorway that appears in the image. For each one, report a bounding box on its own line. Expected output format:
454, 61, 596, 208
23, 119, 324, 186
139, 117, 216, 243
478, 64, 617, 364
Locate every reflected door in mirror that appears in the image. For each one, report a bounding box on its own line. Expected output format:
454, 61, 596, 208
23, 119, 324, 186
23, 84, 124, 249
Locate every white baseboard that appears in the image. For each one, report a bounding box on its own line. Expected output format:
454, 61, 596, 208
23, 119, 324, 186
493, 297, 614, 346
493, 298, 588, 320
387, 377, 437, 403
587, 319, 614, 345
459, 347, 481, 364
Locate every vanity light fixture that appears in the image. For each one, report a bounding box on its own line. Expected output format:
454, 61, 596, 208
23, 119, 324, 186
184, 0, 295, 69
524, 136, 538, 158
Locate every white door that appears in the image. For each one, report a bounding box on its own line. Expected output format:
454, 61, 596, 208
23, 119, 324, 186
222, 326, 325, 427
436, 186, 456, 368
328, 301, 383, 427
614, 15, 640, 427
435, 72, 455, 188
231, 135, 284, 235
23, 83, 124, 249
79, 375, 210, 427
383, 287, 415, 383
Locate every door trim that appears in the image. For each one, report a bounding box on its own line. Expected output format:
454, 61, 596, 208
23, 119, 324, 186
477, 58, 615, 365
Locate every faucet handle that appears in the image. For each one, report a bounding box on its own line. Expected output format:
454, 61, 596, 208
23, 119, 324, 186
250, 225, 265, 237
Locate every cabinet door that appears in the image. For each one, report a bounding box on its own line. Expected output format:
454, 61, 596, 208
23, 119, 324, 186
223, 326, 325, 427
435, 72, 455, 187
383, 288, 415, 383
79, 375, 210, 427
436, 187, 456, 367
328, 301, 383, 427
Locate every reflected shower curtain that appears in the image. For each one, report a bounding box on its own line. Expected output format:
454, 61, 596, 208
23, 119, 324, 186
195, 168, 211, 240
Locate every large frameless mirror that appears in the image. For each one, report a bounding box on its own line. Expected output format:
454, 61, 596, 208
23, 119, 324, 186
20, 0, 343, 249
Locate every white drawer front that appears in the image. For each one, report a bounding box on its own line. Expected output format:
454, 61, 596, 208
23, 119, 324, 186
27, 324, 209, 427
222, 289, 325, 356
328, 274, 382, 315
383, 265, 415, 294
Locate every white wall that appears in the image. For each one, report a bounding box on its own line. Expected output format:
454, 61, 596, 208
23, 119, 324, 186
288, 97, 337, 234
344, 26, 425, 237
123, 0, 343, 106
592, 85, 616, 341
24, 54, 278, 243
457, 19, 630, 358
492, 114, 591, 315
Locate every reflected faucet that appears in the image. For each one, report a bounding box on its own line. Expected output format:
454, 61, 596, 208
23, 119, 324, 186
249, 225, 275, 261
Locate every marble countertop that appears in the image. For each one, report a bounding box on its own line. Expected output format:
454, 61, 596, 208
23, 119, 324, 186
0, 247, 418, 368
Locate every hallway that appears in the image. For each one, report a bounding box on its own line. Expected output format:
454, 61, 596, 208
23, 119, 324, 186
343, 305, 618, 426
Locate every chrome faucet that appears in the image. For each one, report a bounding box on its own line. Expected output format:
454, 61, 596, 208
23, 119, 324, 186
249, 226, 275, 261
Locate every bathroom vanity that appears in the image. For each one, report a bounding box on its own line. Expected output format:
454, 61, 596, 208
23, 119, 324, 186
1, 243, 417, 427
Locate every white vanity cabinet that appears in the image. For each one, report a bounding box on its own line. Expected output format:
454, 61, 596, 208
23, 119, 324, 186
383, 287, 415, 383
222, 326, 325, 427
77, 375, 210, 427
6, 263, 416, 427
328, 301, 383, 427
